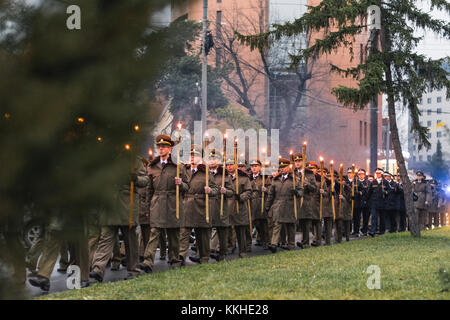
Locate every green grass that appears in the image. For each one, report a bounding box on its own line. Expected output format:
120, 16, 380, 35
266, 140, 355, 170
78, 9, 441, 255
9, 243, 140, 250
40, 227, 450, 300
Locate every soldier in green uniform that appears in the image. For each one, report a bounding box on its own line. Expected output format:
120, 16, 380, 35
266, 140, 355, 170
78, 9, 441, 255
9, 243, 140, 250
237, 160, 253, 252
412, 171, 432, 230
265, 158, 302, 252
249, 159, 271, 250
29, 211, 90, 291
297, 161, 318, 248
226, 158, 252, 258
309, 162, 328, 246
179, 145, 218, 264
89, 157, 148, 282
139, 135, 189, 272
208, 151, 234, 261
321, 167, 333, 245
334, 172, 352, 242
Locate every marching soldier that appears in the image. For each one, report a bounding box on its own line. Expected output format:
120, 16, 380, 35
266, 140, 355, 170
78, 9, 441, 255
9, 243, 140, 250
321, 167, 333, 245
438, 183, 448, 227
428, 179, 440, 229
297, 160, 318, 248
209, 151, 234, 261
179, 145, 218, 264
249, 159, 271, 250
412, 171, 432, 231
355, 169, 370, 236
394, 175, 407, 232
310, 162, 327, 247
335, 172, 352, 242
226, 158, 252, 258
238, 161, 253, 252
89, 157, 148, 282
139, 134, 189, 273
383, 172, 399, 232
367, 168, 389, 237
265, 158, 302, 252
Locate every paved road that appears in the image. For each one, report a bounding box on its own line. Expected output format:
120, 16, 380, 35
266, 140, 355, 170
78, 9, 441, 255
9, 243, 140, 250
26, 232, 364, 298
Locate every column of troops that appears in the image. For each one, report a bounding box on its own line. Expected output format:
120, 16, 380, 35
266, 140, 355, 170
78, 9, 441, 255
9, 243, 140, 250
26, 134, 449, 292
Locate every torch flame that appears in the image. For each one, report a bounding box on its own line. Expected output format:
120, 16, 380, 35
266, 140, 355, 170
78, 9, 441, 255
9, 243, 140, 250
148, 149, 153, 156
319, 156, 324, 162
125, 144, 131, 150
262, 147, 266, 153
330, 160, 334, 164
177, 122, 182, 130
289, 150, 293, 155
224, 133, 228, 139
303, 141, 307, 146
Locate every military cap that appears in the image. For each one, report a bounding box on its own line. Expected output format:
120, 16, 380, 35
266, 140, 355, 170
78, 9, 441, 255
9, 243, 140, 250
156, 134, 174, 147
358, 169, 366, 174
190, 144, 203, 156
307, 161, 319, 169
250, 158, 262, 166
375, 168, 384, 174
237, 158, 247, 166
292, 153, 303, 161
319, 166, 329, 173
383, 171, 391, 176
226, 158, 235, 165
347, 167, 355, 173
416, 170, 424, 177
279, 158, 291, 167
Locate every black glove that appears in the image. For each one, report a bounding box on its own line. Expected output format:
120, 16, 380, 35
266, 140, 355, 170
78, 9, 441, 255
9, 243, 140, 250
413, 192, 418, 201
130, 173, 137, 182
290, 189, 299, 197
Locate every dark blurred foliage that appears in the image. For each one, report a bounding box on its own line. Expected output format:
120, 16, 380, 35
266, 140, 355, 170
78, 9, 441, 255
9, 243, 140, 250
0, 0, 194, 298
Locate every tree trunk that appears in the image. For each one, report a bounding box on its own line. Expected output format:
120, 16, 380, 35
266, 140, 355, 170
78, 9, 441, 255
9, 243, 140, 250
385, 64, 420, 237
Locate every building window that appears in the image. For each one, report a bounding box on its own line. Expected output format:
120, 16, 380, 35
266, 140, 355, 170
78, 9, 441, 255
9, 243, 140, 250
216, 11, 222, 34
418, 98, 422, 104
419, 155, 423, 161
437, 131, 442, 138
359, 120, 362, 145
427, 120, 431, 127
412, 155, 416, 162
427, 98, 432, 104
437, 119, 442, 124
437, 108, 442, 114
427, 109, 432, 115
217, 0, 222, 3
427, 155, 432, 161
364, 121, 367, 146
437, 97, 442, 103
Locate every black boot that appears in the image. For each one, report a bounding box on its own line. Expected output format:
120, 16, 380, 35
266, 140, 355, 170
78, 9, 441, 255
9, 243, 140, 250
29, 276, 50, 291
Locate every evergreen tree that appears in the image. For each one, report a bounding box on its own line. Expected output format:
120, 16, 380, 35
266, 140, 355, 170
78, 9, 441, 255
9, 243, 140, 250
237, 0, 450, 236
0, 0, 193, 297
429, 140, 450, 182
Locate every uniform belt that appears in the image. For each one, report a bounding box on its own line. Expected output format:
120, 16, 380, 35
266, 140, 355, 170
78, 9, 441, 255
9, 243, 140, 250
185, 194, 206, 199
154, 191, 176, 195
